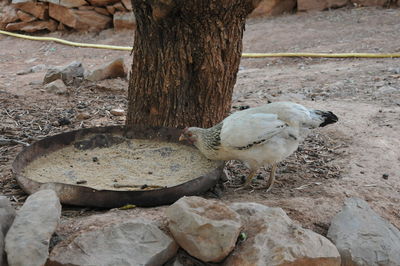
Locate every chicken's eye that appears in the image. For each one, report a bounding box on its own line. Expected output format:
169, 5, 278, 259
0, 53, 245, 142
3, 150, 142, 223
188, 133, 193, 137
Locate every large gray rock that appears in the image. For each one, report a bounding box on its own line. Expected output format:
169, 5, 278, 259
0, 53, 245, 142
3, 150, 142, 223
47, 219, 178, 266
0, 196, 15, 266
43, 61, 84, 86
166, 196, 242, 263
225, 202, 341, 266
0, 196, 16, 235
5, 190, 61, 266
327, 197, 400, 266
0, 231, 4, 266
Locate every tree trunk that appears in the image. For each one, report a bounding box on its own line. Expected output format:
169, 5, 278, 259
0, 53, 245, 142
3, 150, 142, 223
127, 0, 259, 128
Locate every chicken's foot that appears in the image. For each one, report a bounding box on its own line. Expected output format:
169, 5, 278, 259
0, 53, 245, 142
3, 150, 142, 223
232, 170, 257, 191
250, 164, 278, 191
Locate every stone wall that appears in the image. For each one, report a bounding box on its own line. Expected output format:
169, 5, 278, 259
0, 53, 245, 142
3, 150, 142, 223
0, 0, 135, 32
0, 0, 399, 33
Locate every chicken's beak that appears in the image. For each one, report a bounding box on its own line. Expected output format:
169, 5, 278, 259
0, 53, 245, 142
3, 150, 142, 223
179, 134, 186, 141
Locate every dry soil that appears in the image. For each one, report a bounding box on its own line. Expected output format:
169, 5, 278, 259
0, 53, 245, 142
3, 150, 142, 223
0, 7, 399, 237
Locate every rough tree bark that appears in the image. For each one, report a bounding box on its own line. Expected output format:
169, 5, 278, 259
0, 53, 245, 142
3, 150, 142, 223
127, 0, 260, 128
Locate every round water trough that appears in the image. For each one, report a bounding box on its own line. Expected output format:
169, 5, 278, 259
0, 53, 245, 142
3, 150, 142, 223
12, 125, 224, 208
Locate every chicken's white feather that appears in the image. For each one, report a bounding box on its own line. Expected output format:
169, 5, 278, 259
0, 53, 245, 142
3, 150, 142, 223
180, 101, 338, 190
221, 113, 288, 148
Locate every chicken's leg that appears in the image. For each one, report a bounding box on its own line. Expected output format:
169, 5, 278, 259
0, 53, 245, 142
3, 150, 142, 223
231, 169, 257, 190
243, 169, 257, 187
265, 164, 277, 192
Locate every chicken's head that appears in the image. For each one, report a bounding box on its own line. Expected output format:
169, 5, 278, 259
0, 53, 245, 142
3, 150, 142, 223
179, 127, 198, 144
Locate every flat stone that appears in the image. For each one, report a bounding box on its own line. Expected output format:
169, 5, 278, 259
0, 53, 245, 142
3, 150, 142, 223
351, 0, 388, 6
298, 0, 349, 11
86, 57, 126, 81
11, 0, 34, 3
121, 0, 132, 10
94, 7, 109, 16
5, 189, 61, 266
44, 79, 68, 95
113, 11, 136, 30
43, 61, 84, 85
110, 108, 124, 116
375, 86, 398, 95
224, 202, 341, 266
12, 1, 48, 19
106, 5, 116, 14
87, 0, 119, 6
40, 0, 88, 8
57, 22, 66, 30
49, 3, 111, 31
112, 2, 126, 11
166, 196, 242, 263
48, 219, 178, 266
16, 10, 36, 22
249, 0, 296, 17
327, 197, 400, 266
78, 5, 94, 9
6, 19, 58, 32
0, 6, 19, 24
76, 112, 91, 120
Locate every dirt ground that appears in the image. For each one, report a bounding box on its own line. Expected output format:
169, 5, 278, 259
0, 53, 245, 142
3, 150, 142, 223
1, 6, 399, 240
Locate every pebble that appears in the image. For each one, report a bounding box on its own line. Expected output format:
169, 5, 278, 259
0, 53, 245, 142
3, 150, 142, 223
58, 117, 71, 126
110, 108, 125, 116
76, 112, 91, 120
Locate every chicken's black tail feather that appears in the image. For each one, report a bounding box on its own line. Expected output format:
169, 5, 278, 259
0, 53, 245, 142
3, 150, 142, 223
318, 111, 338, 127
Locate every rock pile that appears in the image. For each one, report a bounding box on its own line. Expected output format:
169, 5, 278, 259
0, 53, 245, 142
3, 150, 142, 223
0, 0, 135, 32
1, 193, 400, 265
1, 0, 399, 33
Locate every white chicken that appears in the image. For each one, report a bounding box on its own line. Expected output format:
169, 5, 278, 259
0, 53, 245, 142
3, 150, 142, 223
179, 101, 338, 191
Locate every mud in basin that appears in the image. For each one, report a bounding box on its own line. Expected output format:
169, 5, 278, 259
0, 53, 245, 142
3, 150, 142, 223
12, 126, 224, 208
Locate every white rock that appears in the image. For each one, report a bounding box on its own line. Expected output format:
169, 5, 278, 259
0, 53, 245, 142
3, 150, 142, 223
85, 57, 126, 81
48, 219, 178, 266
16, 64, 47, 75
110, 108, 125, 116
375, 86, 398, 95
327, 197, 400, 266
5, 189, 61, 266
43, 61, 84, 85
0, 196, 16, 235
44, 79, 68, 95
166, 196, 242, 263
225, 202, 341, 266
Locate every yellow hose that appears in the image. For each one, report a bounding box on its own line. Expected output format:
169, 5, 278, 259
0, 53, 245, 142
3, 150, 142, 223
1, 29, 400, 58
242, 52, 400, 58
0, 30, 132, 51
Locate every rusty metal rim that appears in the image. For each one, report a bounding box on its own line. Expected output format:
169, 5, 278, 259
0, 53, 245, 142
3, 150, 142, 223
12, 125, 224, 208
